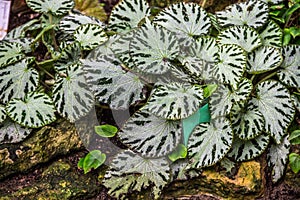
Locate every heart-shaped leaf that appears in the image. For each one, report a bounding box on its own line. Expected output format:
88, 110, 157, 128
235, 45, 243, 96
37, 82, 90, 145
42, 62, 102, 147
103, 150, 170, 199
26, 0, 74, 15
82, 150, 106, 174
267, 135, 290, 183
289, 153, 300, 174
188, 117, 233, 168
168, 144, 187, 162
74, 24, 108, 50
81, 54, 145, 109
130, 20, 180, 74
53, 63, 94, 123
153, 2, 211, 40
109, 0, 150, 33
227, 133, 270, 162
0, 57, 39, 104
247, 46, 282, 74
7, 92, 56, 128
290, 130, 300, 145
146, 82, 204, 120
95, 125, 118, 138
211, 44, 246, 87
252, 81, 295, 144
119, 110, 182, 157
216, 0, 269, 28
210, 79, 252, 118
277, 45, 300, 88
0, 119, 31, 144
0, 41, 24, 68
218, 26, 262, 52
230, 101, 265, 140
259, 20, 282, 47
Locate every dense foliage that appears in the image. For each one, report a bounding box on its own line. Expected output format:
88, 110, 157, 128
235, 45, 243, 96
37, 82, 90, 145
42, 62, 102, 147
0, 0, 299, 199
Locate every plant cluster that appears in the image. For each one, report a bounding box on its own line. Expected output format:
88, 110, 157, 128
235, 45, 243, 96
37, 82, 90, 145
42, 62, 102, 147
0, 0, 299, 199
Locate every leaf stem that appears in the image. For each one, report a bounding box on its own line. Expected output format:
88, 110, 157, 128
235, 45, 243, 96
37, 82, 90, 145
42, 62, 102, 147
256, 71, 278, 86
31, 24, 56, 48
35, 64, 55, 79
201, 0, 207, 7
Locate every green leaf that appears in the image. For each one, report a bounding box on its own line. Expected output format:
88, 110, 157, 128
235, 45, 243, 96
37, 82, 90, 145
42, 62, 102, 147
95, 125, 118, 138
108, 0, 150, 33
228, 133, 270, 162
0, 119, 31, 144
0, 105, 6, 124
216, 0, 269, 28
278, 45, 300, 88
211, 44, 246, 87
182, 104, 211, 146
252, 81, 295, 144
283, 30, 292, 46
0, 58, 39, 104
53, 63, 94, 123
284, 3, 300, 21
26, 0, 74, 15
77, 157, 84, 169
81, 55, 145, 109
267, 135, 290, 182
119, 110, 182, 157
204, 84, 218, 98
218, 26, 262, 52
6, 92, 56, 128
74, 24, 108, 50
290, 130, 300, 145
289, 153, 300, 174
247, 46, 282, 74
103, 150, 170, 199
210, 79, 252, 118
259, 20, 283, 47
153, 2, 211, 40
230, 101, 265, 140
146, 82, 204, 120
0, 41, 24, 68
82, 150, 106, 174
168, 144, 187, 162
130, 20, 180, 74
288, 27, 300, 38
188, 117, 233, 168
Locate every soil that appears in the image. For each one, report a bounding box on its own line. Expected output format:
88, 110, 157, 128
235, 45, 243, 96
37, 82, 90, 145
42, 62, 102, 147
1, 0, 300, 200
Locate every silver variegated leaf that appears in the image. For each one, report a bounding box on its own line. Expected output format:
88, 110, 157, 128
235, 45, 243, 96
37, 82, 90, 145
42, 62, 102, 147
0, 41, 24, 68
278, 45, 300, 88
292, 95, 300, 112
81, 55, 145, 109
53, 63, 94, 123
259, 20, 282, 47
188, 117, 233, 168
252, 81, 295, 144
260, 0, 283, 3
180, 37, 218, 78
7, 38, 35, 54
119, 110, 182, 157
5, 19, 40, 39
54, 42, 81, 73
0, 119, 31, 144
0, 58, 39, 104
211, 44, 246, 87
74, 24, 108, 50
228, 133, 270, 162
230, 102, 265, 140
103, 150, 170, 199
170, 159, 201, 181
6, 92, 56, 128
267, 135, 290, 183
26, 0, 74, 15
130, 20, 180, 74
153, 2, 211, 40
216, 0, 269, 28
218, 26, 262, 52
210, 79, 252, 118
146, 82, 204, 120
109, 0, 150, 33
110, 34, 133, 66
59, 12, 104, 35
247, 46, 282, 74
0, 105, 6, 123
